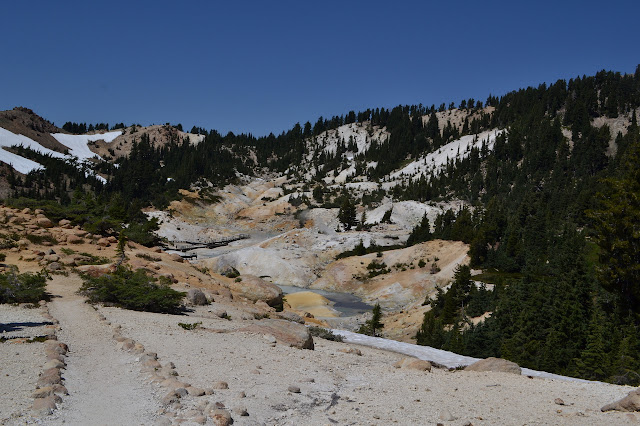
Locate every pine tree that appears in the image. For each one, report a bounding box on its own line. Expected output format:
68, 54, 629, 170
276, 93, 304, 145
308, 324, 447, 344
337, 197, 357, 231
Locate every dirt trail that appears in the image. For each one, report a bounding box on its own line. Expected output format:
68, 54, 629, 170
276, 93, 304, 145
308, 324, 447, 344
42, 275, 160, 425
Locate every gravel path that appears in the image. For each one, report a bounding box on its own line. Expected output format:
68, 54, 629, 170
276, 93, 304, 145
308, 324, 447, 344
41, 275, 161, 425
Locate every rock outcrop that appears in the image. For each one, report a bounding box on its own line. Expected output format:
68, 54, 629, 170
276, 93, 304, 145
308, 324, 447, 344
465, 357, 521, 375
227, 275, 283, 308
601, 388, 640, 412
239, 319, 314, 350
186, 288, 208, 305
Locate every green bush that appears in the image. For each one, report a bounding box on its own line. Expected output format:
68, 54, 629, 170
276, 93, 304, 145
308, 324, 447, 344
0, 271, 49, 303
309, 326, 344, 342
25, 234, 58, 245
178, 322, 201, 330
79, 266, 185, 313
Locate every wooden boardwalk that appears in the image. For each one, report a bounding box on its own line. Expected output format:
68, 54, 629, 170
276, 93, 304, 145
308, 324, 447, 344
170, 234, 249, 252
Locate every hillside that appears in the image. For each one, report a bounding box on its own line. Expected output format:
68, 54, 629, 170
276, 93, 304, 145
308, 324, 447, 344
2, 66, 640, 422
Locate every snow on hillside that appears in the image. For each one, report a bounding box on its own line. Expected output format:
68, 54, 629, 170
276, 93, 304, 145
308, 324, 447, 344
334, 330, 594, 383
0, 127, 66, 173
389, 128, 504, 182
365, 200, 466, 229
52, 130, 121, 161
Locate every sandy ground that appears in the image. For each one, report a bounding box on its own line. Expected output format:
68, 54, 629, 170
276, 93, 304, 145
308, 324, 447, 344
41, 275, 161, 425
2, 272, 637, 426
95, 297, 636, 426
0, 305, 49, 424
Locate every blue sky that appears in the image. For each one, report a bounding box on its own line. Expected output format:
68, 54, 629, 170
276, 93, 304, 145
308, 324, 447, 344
1, 1, 638, 136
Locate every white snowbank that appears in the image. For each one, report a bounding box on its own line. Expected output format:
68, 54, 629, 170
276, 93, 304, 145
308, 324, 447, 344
333, 330, 594, 383
51, 130, 121, 161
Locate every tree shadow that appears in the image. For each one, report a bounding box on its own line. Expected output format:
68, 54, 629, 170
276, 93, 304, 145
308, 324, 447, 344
0, 321, 53, 333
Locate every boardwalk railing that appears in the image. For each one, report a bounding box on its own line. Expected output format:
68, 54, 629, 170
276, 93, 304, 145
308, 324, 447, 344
170, 234, 250, 252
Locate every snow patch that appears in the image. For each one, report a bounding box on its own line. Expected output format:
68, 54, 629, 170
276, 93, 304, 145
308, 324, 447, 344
389, 129, 504, 182
0, 128, 66, 173
333, 330, 595, 383
51, 131, 122, 161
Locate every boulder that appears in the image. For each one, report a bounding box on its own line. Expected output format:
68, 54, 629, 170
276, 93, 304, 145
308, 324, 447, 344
76, 264, 115, 277
168, 253, 184, 263
36, 218, 54, 228
45, 262, 63, 272
210, 409, 233, 426
602, 388, 640, 412
228, 274, 283, 308
465, 357, 521, 374
97, 238, 111, 247
58, 219, 72, 227
32, 395, 60, 415
187, 288, 209, 305
240, 319, 314, 350
66, 235, 84, 244
43, 254, 60, 263
276, 311, 304, 324
393, 357, 432, 372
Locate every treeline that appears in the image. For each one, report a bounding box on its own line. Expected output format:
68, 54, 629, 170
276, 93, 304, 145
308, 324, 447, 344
62, 122, 126, 134
406, 67, 640, 383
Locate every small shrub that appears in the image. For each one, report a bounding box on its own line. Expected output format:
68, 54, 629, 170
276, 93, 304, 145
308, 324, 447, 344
60, 247, 76, 255
136, 253, 161, 262
0, 270, 49, 303
77, 252, 110, 265
25, 234, 58, 245
309, 326, 344, 342
366, 260, 390, 278
178, 322, 201, 330
79, 266, 185, 313
220, 312, 231, 320
0, 253, 5, 262
418, 259, 426, 268
0, 233, 18, 250
234, 277, 242, 282
224, 268, 240, 279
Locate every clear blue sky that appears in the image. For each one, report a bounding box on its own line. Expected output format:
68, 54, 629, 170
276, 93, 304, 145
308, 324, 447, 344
1, 1, 638, 136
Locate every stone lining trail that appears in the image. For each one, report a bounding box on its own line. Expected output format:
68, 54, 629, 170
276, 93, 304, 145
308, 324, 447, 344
42, 275, 160, 425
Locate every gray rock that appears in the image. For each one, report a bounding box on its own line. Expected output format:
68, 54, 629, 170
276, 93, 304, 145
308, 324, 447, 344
234, 405, 249, 416
45, 262, 63, 272
213, 381, 229, 389
187, 288, 209, 305
439, 409, 456, 421
288, 385, 301, 393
